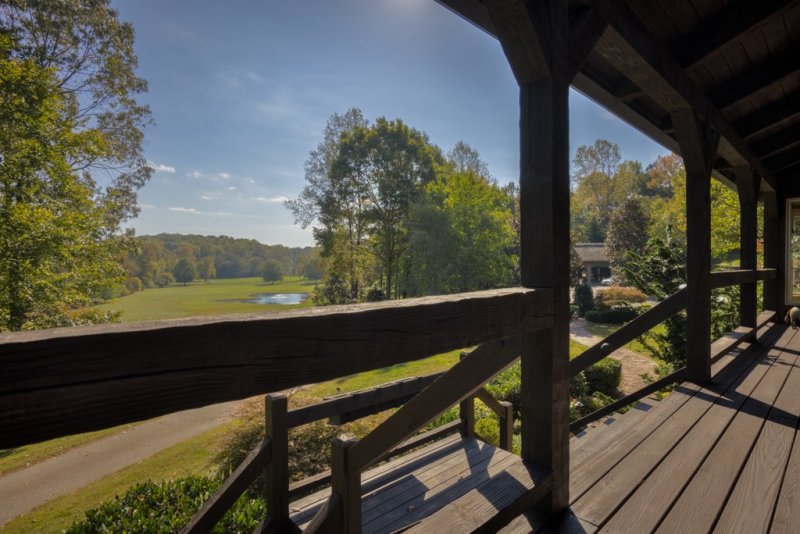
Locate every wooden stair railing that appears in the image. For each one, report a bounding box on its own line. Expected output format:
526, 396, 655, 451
568, 268, 777, 431
305, 336, 524, 532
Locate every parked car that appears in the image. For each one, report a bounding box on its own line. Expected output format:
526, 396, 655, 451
601, 277, 614, 286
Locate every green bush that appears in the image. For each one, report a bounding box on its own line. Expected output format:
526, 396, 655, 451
66, 476, 265, 534
595, 287, 647, 307
583, 358, 622, 397
585, 306, 640, 324
573, 280, 595, 317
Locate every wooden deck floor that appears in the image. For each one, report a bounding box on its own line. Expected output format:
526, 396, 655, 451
289, 433, 550, 533
505, 320, 800, 533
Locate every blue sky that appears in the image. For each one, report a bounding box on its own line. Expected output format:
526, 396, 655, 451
114, 0, 669, 247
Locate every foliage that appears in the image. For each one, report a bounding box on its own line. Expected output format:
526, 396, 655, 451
583, 358, 622, 396
595, 287, 647, 307
65, 476, 265, 534
585, 306, 641, 324
606, 197, 651, 274
406, 170, 515, 295
261, 260, 283, 284
0, 31, 128, 330
574, 279, 595, 317
172, 258, 196, 285
124, 234, 315, 291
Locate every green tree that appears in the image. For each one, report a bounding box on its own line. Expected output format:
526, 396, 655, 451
0, 32, 126, 330
406, 169, 515, 295
197, 256, 216, 281
172, 258, 196, 286
1, 0, 153, 225
574, 279, 594, 317
262, 260, 283, 284
606, 197, 651, 277
301, 257, 324, 280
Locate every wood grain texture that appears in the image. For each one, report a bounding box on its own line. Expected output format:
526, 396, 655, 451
599, 323, 791, 533
265, 395, 289, 533
715, 344, 800, 532
764, 192, 779, 312
0, 288, 551, 448
349, 336, 521, 472
657, 328, 798, 533
737, 169, 760, 329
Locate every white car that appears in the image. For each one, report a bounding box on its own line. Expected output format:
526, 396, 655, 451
601, 277, 614, 286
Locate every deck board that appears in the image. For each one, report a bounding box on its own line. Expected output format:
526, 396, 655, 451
598, 323, 791, 532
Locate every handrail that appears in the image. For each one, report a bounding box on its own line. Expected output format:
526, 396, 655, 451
709, 267, 776, 289
348, 336, 522, 473
0, 287, 553, 448
571, 288, 687, 376
180, 438, 272, 533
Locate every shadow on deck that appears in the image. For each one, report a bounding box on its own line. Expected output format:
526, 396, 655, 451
504, 320, 800, 533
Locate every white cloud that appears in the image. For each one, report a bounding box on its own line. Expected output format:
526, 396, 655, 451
227, 186, 237, 191
147, 161, 176, 173
168, 207, 200, 214
246, 177, 256, 185
218, 172, 231, 180
200, 195, 214, 200
186, 170, 202, 179
256, 195, 289, 203
140, 203, 156, 210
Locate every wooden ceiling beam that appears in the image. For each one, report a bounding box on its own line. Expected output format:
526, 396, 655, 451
588, 0, 777, 192
670, 0, 798, 70
708, 46, 800, 110
734, 89, 800, 138
764, 145, 800, 173
775, 161, 800, 180
751, 122, 800, 158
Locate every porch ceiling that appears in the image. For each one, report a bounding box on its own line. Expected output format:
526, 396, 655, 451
436, 0, 800, 194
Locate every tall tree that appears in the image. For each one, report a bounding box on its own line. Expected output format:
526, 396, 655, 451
1, 0, 153, 225
606, 197, 651, 276
172, 258, 196, 286
0, 31, 125, 330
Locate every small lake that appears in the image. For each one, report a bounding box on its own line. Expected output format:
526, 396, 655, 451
221, 293, 309, 305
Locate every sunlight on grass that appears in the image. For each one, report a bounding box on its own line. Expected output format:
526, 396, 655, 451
95, 276, 316, 322
581, 320, 665, 360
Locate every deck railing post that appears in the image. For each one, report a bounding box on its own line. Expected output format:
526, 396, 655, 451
763, 192, 779, 313
331, 435, 360, 533
499, 400, 514, 452
458, 351, 475, 438
673, 108, 720, 383
265, 394, 289, 533
485, 0, 571, 514
736, 167, 760, 334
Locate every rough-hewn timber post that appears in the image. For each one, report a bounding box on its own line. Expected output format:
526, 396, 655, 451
672, 109, 719, 383
331, 435, 360, 533
485, 0, 570, 514
736, 167, 760, 331
763, 192, 778, 312
265, 394, 289, 533
459, 352, 475, 438
777, 195, 787, 315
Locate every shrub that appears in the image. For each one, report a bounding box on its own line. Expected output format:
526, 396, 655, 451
585, 305, 640, 324
573, 280, 594, 317
583, 358, 622, 397
595, 286, 647, 307
66, 476, 265, 534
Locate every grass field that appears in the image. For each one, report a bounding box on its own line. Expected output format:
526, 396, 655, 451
581, 320, 665, 360
96, 276, 316, 322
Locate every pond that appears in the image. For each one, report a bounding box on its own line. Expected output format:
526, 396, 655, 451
221, 293, 309, 305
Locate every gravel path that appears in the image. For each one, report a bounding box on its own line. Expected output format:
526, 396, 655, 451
570, 318, 658, 395
0, 401, 236, 526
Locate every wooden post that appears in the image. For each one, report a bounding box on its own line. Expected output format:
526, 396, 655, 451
778, 195, 788, 315
672, 108, 719, 383
763, 192, 778, 312
499, 400, 514, 452
265, 394, 288, 533
486, 0, 571, 514
736, 167, 760, 331
330, 435, 360, 533
459, 351, 475, 438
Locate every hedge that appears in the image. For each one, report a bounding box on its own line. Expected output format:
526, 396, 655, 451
585, 306, 640, 324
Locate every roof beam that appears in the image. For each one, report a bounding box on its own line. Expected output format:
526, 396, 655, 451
764, 145, 800, 173
708, 46, 800, 109
568, 7, 608, 81
734, 89, 800, 138
670, 0, 798, 70
775, 161, 800, 180
588, 0, 776, 191
751, 122, 800, 158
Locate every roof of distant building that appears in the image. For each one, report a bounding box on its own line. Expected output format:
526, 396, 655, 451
574, 243, 609, 263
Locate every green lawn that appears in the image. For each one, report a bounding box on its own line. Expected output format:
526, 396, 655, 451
95, 276, 316, 322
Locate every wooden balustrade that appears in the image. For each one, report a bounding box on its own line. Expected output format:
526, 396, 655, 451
0, 287, 552, 448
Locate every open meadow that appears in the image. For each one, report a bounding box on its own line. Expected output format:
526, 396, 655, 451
95, 276, 316, 322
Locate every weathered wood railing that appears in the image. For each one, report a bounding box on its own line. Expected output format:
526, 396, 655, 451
0, 287, 552, 448
569, 268, 777, 431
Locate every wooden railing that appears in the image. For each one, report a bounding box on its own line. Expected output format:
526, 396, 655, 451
569, 268, 777, 431
0, 287, 552, 449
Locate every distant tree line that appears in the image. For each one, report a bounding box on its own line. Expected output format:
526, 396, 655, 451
120, 234, 321, 292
